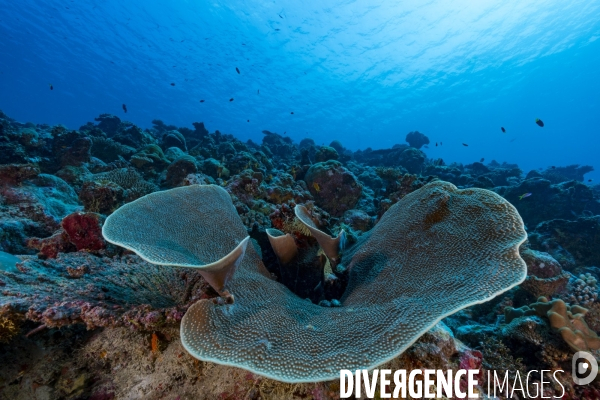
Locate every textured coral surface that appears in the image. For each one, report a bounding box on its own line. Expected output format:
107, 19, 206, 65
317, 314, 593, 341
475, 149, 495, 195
1, 109, 599, 398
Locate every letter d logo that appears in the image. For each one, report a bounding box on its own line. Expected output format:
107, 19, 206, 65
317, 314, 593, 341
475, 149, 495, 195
572, 351, 598, 385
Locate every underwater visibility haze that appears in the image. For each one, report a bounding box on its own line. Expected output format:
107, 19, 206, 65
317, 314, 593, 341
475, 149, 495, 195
1, 0, 600, 399
1, 0, 600, 178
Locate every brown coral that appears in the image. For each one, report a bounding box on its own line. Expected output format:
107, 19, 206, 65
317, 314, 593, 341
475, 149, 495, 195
519, 248, 570, 298
505, 297, 600, 352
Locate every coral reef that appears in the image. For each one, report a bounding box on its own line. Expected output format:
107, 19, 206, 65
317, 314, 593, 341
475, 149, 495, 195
101, 181, 527, 382
405, 131, 430, 149
304, 160, 362, 216
505, 297, 600, 352
1, 109, 599, 396
519, 248, 570, 298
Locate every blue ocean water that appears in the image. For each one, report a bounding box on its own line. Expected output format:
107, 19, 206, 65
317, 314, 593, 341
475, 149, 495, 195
1, 0, 599, 180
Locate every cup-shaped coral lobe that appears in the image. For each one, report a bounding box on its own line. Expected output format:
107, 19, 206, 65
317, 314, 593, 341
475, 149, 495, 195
102, 184, 257, 297
180, 180, 527, 383
294, 204, 345, 266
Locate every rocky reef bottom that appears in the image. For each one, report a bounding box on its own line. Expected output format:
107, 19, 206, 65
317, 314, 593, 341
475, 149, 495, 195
1, 110, 600, 398
1, 318, 598, 399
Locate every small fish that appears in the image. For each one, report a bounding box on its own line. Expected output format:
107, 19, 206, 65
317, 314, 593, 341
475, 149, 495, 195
122, 104, 127, 113
519, 193, 532, 200
49, 84, 53, 90
440, 142, 442, 146
236, 67, 240, 74
424, 145, 429, 149
229, 98, 234, 102
291, 111, 294, 114
247, 119, 250, 122
284, 131, 286, 134
200, 99, 205, 103
510, 138, 517, 143
480, 158, 484, 162
279, 14, 283, 18
589, 179, 593, 182
462, 143, 469, 147
257, 89, 260, 94
551, 166, 555, 169
435, 142, 438, 147
535, 118, 544, 127
501, 127, 506, 133
313, 182, 321, 192
170, 82, 175, 86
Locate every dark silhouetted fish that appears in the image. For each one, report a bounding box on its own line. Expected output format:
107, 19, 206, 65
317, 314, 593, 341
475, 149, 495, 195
122, 104, 127, 113
589, 179, 593, 182
291, 111, 294, 114
462, 143, 468, 147
229, 98, 234, 102
236, 67, 240, 74
424, 145, 429, 149
49, 84, 53, 90
480, 158, 484, 162
170, 83, 175, 86
257, 89, 260, 94
535, 118, 544, 127
551, 166, 555, 169
200, 100, 205, 103
247, 120, 250, 122
435, 142, 438, 147
279, 14, 283, 18
501, 127, 506, 133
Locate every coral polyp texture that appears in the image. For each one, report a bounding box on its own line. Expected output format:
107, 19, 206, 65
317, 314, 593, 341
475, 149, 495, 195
102, 185, 252, 300
102, 181, 527, 382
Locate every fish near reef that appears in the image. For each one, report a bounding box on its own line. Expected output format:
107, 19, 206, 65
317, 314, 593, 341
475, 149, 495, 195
519, 192, 532, 200
313, 182, 321, 192
122, 104, 127, 113
535, 118, 544, 127
480, 158, 484, 162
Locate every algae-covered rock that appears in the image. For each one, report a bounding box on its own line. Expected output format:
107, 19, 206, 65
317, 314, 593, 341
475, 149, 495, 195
304, 160, 362, 216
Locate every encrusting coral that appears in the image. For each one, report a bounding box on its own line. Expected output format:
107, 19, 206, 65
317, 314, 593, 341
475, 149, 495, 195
0, 252, 203, 330
101, 180, 527, 382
